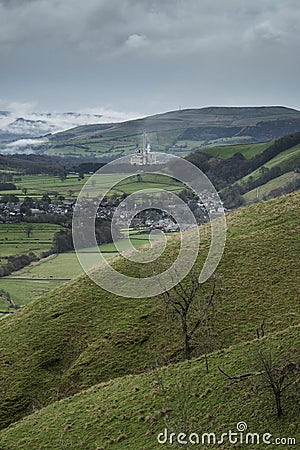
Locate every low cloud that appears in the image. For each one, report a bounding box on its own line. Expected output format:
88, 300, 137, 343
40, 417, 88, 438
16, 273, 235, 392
6, 138, 48, 148
1, 137, 48, 154
0, 102, 144, 153
0, 102, 143, 136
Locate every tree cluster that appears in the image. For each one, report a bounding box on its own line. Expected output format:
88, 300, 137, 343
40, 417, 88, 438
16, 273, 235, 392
0, 183, 16, 191
0, 154, 107, 178
0, 252, 38, 277
53, 218, 118, 253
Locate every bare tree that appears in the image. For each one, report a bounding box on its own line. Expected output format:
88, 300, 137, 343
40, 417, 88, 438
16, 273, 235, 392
161, 270, 220, 361
257, 350, 299, 418
256, 319, 266, 339
218, 349, 299, 420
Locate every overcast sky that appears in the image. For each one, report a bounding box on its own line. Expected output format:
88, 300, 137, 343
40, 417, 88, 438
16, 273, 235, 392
0, 0, 300, 118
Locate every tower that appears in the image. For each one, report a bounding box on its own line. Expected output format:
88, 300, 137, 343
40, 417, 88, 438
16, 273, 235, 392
131, 132, 156, 165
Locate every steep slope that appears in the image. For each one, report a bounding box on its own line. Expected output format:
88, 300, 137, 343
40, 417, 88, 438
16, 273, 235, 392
0, 191, 299, 430
0, 325, 299, 449
41, 106, 300, 158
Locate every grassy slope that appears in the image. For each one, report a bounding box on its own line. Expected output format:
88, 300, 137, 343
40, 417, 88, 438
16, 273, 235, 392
202, 141, 272, 159
240, 143, 300, 184
264, 143, 300, 170
186, 132, 299, 204
0, 325, 299, 449
0, 192, 299, 431
243, 171, 300, 203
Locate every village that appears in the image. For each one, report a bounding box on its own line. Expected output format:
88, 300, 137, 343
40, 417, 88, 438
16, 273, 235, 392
0, 190, 220, 232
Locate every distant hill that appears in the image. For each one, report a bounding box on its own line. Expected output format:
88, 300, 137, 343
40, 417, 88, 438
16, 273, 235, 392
39, 106, 300, 159
0, 191, 299, 431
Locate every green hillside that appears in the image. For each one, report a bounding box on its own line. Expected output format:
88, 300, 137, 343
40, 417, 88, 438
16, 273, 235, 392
242, 143, 300, 183
0, 191, 299, 433
1, 324, 298, 449
39, 106, 300, 158
243, 171, 300, 203
235, 139, 300, 205
200, 141, 273, 159
184, 131, 300, 207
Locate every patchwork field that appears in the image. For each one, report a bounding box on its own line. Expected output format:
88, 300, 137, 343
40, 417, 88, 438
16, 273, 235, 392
0, 172, 182, 201
0, 230, 168, 310
0, 222, 61, 266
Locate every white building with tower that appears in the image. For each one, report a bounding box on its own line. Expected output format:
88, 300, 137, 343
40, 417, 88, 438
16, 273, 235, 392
131, 133, 156, 165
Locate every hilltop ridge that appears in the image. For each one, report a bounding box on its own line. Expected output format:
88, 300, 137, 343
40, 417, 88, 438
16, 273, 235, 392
24, 105, 300, 159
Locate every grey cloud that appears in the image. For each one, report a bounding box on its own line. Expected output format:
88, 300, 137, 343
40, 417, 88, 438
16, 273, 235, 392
2, 138, 48, 154
0, 0, 299, 56
0, 0, 299, 113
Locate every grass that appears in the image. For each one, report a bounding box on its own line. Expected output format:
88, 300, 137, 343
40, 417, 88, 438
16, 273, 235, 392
0, 279, 64, 309
0, 191, 299, 432
5, 253, 84, 280
0, 324, 298, 449
0, 231, 168, 307
0, 174, 89, 201
5, 231, 165, 280
240, 143, 300, 183
243, 171, 300, 203
0, 222, 62, 311
264, 143, 300, 170
201, 141, 272, 159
